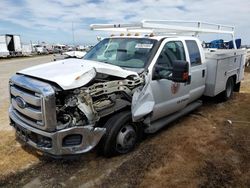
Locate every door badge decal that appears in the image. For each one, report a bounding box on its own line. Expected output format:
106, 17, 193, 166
171, 82, 180, 94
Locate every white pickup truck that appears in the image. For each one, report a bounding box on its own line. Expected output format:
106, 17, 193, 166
9, 20, 246, 157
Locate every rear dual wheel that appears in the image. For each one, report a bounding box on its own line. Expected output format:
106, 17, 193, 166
221, 77, 234, 101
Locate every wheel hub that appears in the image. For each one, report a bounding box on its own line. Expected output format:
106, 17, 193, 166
116, 125, 136, 153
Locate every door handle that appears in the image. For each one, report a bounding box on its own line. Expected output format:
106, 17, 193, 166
202, 69, 205, 78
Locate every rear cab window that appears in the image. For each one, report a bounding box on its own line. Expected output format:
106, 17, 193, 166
185, 40, 201, 66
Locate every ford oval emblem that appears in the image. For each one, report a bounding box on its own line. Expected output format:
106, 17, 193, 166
15, 97, 26, 109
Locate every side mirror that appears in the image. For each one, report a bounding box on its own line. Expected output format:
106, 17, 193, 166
172, 60, 189, 83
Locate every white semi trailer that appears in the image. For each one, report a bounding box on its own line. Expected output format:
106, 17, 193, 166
21, 44, 32, 56
9, 20, 246, 157
0, 34, 22, 56
0, 35, 9, 57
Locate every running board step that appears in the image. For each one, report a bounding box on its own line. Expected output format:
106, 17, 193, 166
145, 100, 203, 133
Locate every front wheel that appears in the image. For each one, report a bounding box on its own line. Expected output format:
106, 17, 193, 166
99, 111, 138, 157
221, 77, 234, 101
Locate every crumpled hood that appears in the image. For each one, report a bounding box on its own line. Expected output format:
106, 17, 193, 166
18, 59, 139, 90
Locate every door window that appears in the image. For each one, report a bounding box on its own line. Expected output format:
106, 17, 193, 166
186, 40, 201, 66
154, 41, 186, 78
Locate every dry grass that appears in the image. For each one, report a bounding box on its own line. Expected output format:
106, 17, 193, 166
0, 70, 249, 187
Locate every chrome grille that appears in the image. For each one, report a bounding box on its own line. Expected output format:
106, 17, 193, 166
9, 74, 57, 131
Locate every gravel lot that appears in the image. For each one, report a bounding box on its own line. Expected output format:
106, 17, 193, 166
0, 56, 249, 187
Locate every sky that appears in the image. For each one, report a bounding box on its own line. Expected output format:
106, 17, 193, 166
0, 0, 250, 45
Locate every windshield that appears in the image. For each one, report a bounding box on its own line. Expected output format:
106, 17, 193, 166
84, 38, 157, 68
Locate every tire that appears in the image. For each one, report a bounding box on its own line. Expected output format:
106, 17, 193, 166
221, 77, 234, 101
99, 111, 138, 157
234, 82, 241, 92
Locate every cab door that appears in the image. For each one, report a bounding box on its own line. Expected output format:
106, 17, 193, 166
147, 39, 191, 121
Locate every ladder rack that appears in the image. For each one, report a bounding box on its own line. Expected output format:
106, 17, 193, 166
90, 20, 235, 36
90, 20, 237, 49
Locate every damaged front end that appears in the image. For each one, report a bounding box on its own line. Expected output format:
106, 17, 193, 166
9, 71, 144, 156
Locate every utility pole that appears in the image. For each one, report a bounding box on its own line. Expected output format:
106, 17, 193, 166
72, 22, 75, 45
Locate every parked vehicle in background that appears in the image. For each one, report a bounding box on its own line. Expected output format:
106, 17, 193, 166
8, 20, 246, 158
53, 44, 67, 53
33, 45, 48, 55
76, 45, 93, 52
21, 44, 32, 56
84, 45, 93, 52
76, 45, 85, 51
53, 50, 86, 61
0, 35, 9, 57
12, 35, 22, 55
40, 42, 54, 54
0, 34, 22, 56
9, 35, 22, 56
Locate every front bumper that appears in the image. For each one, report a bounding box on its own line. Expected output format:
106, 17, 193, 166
9, 108, 106, 156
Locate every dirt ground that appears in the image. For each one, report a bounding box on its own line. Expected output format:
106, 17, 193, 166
0, 57, 249, 187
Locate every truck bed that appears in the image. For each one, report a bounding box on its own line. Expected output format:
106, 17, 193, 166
203, 48, 246, 97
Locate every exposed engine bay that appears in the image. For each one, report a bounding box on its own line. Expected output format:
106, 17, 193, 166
55, 73, 144, 130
